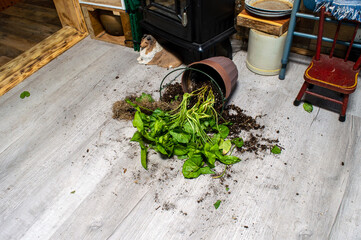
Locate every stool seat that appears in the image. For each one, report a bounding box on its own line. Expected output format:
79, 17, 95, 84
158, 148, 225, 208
305, 54, 358, 94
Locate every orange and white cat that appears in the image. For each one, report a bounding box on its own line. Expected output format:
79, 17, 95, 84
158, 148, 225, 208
137, 35, 182, 68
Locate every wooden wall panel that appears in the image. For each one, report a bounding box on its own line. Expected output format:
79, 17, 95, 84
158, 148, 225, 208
53, 0, 87, 33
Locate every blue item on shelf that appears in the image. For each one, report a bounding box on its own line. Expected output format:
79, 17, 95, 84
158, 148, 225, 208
303, 0, 316, 11
315, 0, 361, 22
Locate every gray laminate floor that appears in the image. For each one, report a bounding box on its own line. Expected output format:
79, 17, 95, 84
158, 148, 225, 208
0, 37, 360, 240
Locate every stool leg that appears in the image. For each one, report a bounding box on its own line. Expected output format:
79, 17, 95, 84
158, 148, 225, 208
293, 82, 309, 106
339, 94, 349, 122
279, 0, 301, 80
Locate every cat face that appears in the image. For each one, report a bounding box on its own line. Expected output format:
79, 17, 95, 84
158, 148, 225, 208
140, 35, 155, 50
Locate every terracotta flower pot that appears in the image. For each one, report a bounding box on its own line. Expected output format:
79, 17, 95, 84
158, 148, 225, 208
181, 56, 238, 99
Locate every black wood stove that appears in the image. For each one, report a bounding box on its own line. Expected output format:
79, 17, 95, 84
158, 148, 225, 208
140, 0, 236, 64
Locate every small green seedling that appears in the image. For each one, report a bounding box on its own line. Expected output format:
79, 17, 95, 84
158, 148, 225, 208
20, 91, 30, 99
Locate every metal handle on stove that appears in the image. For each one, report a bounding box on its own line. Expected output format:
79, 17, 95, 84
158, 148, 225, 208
178, 3, 190, 27
181, 11, 188, 27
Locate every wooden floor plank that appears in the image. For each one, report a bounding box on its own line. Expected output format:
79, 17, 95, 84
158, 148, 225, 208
0, 56, 12, 66
0, 37, 113, 152
0, 13, 61, 37
2, 3, 61, 26
0, 44, 23, 58
0, 40, 360, 239
0, 0, 62, 68
0, 32, 38, 52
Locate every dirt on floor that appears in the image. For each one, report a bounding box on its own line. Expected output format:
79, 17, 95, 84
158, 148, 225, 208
112, 82, 279, 155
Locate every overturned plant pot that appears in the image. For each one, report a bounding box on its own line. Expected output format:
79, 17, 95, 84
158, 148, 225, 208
181, 56, 238, 100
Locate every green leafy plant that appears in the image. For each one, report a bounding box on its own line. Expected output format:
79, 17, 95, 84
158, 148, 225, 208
130, 86, 242, 179
20, 91, 30, 99
303, 102, 313, 113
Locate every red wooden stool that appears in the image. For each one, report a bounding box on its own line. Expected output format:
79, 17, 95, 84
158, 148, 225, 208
293, 6, 361, 122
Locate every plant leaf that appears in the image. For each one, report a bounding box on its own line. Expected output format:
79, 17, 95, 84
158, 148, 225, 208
214, 200, 221, 209
218, 125, 230, 139
182, 158, 201, 179
141, 147, 148, 169
130, 131, 143, 142
231, 137, 244, 148
200, 166, 215, 175
219, 155, 241, 165
182, 155, 205, 179
271, 145, 281, 154
183, 121, 194, 134
211, 133, 221, 145
303, 102, 313, 113
170, 131, 191, 144
156, 144, 168, 155
219, 139, 232, 154
20, 91, 30, 99
203, 142, 217, 168
151, 120, 165, 137
174, 145, 188, 156
133, 111, 144, 132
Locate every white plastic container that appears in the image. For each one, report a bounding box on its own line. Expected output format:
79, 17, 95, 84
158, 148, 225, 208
246, 29, 287, 75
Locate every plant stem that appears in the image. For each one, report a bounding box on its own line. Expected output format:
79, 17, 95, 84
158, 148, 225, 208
212, 165, 227, 179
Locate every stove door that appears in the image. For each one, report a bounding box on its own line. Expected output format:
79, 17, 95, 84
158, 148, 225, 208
143, 0, 192, 41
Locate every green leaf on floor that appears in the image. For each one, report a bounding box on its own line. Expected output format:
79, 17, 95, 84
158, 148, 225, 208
271, 145, 281, 154
303, 102, 313, 113
70, 190, 76, 194
20, 91, 30, 99
214, 200, 221, 209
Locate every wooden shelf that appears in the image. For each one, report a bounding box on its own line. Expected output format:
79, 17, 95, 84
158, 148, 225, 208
79, 0, 125, 10
95, 30, 127, 45
237, 9, 290, 36
80, 4, 133, 47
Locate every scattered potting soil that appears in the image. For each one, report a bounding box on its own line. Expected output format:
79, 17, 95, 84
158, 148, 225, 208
160, 82, 278, 154
112, 82, 282, 220
112, 82, 279, 155
160, 82, 184, 103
